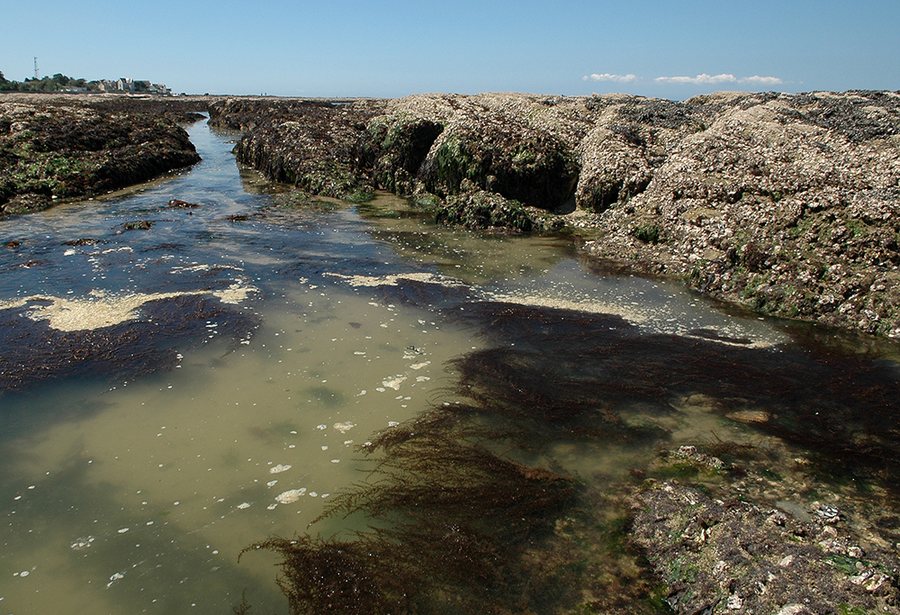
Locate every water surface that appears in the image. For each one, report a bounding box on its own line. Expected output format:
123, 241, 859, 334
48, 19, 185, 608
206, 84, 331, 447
1, 120, 897, 614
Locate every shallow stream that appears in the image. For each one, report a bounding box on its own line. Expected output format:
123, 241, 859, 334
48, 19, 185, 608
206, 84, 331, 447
1, 119, 897, 614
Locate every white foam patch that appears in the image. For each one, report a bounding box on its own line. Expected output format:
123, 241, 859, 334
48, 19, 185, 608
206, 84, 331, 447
0, 283, 258, 331
269, 464, 292, 474
382, 375, 407, 390
71, 536, 95, 551
333, 422, 355, 433
170, 264, 243, 274
324, 271, 465, 288
275, 488, 306, 504
106, 572, 125, 588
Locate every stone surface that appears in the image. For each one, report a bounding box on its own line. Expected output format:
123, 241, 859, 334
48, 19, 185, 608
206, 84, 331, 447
632, 480, 900, 614
0, 95, 201, 214
202, 91, 900, 337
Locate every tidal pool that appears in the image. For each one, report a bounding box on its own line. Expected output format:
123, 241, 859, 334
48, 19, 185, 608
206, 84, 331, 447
1, 119, 897, 614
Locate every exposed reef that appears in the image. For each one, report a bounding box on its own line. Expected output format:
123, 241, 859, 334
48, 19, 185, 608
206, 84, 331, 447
0, 94, 203, 214
632, 478, 899, 615
209, 91, 899, 338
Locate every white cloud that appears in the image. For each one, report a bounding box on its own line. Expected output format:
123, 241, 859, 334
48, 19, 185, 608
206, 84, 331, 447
583, 73, 638, 83
738, 75, 783, 85
655, 73, 737, 85
654, 73, 784, 86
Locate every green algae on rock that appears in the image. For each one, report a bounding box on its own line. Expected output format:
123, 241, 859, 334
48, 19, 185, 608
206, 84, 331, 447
0, 100, 201, 214
211, 90, 899, 338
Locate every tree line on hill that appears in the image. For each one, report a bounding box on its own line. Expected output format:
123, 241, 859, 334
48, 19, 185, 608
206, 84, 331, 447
0, 71, 162, 93
0, 71, 94, 92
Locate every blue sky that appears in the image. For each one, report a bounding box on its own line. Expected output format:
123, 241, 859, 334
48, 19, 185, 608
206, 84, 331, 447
1, 0, 898, 98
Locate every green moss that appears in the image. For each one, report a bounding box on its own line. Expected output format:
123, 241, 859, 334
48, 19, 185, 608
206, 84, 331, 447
433, 135, 482, 191
757, 467, 783, 481
666, 557, 699, 584
512, 147, 537, 167
409, 193, 441, 209
644, 584, 676, 613
846, 219, 868, 238
828, 554, 865, 576
438, 191, 533, 232
345, 189, 375, 203
632, 224, 661, 244
651, 463, 700, 480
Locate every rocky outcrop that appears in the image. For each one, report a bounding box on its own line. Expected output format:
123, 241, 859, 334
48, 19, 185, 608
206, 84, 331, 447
581, 91, 900, 338
210, 91, 900, 338
0, 99, 201, 214
436, 179, 533, 232
632, 479, 899, 614
224, 99, 386, 201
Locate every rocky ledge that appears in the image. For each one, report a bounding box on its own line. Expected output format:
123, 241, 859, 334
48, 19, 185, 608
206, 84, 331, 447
210, 91, 899, 338
0, 95, 202, 214
631, 446, 900, 614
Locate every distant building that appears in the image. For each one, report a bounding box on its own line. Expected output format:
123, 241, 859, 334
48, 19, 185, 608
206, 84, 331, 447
96, 77, 170, 95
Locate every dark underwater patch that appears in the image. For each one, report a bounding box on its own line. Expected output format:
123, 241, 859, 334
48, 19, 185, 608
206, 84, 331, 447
0, 294, 258, 393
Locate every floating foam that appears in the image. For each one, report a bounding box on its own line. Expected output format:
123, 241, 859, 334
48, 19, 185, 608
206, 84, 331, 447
71, 536, 95, 551
333, 422, 355, 433
382, 375, 407, 390
0, 282, 258, 331
275, 488, 306, 504
106, 572, 125, 588
324, 271, 465, 288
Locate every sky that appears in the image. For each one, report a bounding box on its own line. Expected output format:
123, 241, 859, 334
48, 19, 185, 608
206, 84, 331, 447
1, 0, 898, 98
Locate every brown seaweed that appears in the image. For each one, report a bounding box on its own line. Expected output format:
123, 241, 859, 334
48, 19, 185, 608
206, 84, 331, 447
0, 294, 258, 393
248, 299, 900, 614
247, 420, 579, 614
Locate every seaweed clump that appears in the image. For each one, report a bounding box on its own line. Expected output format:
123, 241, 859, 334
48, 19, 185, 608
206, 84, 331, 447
246, 423, 578, 614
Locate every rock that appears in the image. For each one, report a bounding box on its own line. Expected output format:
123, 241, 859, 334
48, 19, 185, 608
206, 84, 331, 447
167, 198, 200, 209
229, 100, 384, 201
582, 90, 900, 339
358, 114, 444, 195
209, 90, 900, 338
419, 102, 579, 210
814, 504, 841, 524
631, 481, 900, 614
0, 98, 200, 215
121, 220, 153, 231
436, 181, 534, 232
725, 409, 772, 424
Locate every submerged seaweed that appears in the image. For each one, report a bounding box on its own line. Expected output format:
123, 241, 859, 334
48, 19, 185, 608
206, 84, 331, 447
248, 299, 900, 614
0, 294, 258, 392
247, 425, 580, 614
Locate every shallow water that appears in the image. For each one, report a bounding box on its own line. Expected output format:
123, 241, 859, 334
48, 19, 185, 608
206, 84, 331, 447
1, 120, 897, 614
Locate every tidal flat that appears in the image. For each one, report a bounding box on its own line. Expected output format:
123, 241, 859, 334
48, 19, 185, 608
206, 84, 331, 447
0, 109, 898, 614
